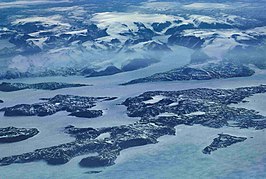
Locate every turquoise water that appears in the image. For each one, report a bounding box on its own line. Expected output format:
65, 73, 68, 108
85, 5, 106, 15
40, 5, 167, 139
97, 126, 266, 179
1, 125, 265, 179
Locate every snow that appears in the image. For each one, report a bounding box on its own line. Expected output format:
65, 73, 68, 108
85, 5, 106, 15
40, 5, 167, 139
230, 93, 266, 116
64, 29, 87, 35
0, 1, 266, 178
158, 112, 179, 117
185, 111, 206, 116
3, 11, 263, 73
189, 15, 230, 26
96, 133, 111, 140
246, 26, 266, 36
182, 28, 261, 59
91, 12, 183, 42
0, 39, 15, 50
143, 95, 166, 104
27, 37, 48, 49
169, 102, 179, 107
12, 15, 71, 28
203, 37, 240, 60
92, 12, 178, 27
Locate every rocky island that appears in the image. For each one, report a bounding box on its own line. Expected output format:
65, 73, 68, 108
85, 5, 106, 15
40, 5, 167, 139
0, 127, 39, 143
0, 95, 116, 118
122, 62, 255, 85
0, 85, 265, 167
0, 82, 89, 92
202, 134, 247, 154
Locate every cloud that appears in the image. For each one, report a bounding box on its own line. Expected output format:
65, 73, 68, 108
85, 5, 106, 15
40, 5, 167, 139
139, 1, 180, 11
0, 0, 71, 9
12, 15, 70, 28
182, 3, 232, 10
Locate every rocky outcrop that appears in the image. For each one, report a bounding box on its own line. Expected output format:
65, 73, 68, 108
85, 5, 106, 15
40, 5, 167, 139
122, 85, 266, 129
84, 171, 102, 174
0, 86, 265, 168
69, 110, 103, 118
202, 134, 247, 154
85, 59, 159, 78
0, 95, 116, 118
122, 62, 255, 85
86, 66, 122, 77
0, 82, 89, 92
0, 127, 39, 143
121, 58, 159, 72
168, 35, 204, 49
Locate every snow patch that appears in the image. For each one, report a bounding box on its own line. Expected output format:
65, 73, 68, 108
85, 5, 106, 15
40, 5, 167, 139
143, 95, 166, 104
158, 112, 179, 117
185, 111, 206, 116
96, 132, 111, 140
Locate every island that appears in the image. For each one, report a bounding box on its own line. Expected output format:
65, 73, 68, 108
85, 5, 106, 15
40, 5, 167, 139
0, 127, 39, 143
122, 62, 255, 85
0, 95, 117, 118
202, 134, 247, 154
0, 85, 265, 167
0, 82, 90, 92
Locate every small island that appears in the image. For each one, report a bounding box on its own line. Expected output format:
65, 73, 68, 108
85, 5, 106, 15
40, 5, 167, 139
202, 134, 247, 154
0, 82, 90, 92
0, 127, 39, 143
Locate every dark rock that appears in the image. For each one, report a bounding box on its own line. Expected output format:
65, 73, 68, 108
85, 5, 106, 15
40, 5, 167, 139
84, 171, 102, 174
237, 119, 266, 130
168, 35, 204, 49
80, 68, 96, 76
152, 21, 172, 32
118, 137, 154, 149
0, 95, 116, 118
134, 22, 157, 40
45, 149, 71, 165
190, 50, 212, 64
121, 58, 159, 72
102, 97, 118, 101
122, 62, 255, 85
165, 24, 195, 35
122, 85, 266, 129
79, 154, 116, 168
202, 134, 247, 154
0, 82, 89, 92
0, 127, 39, 143
86, 66, 122, 77
69, 110, 103, 118
85, 58, 159, 78
143, 41, 171, 51
86, 24, 109, 40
